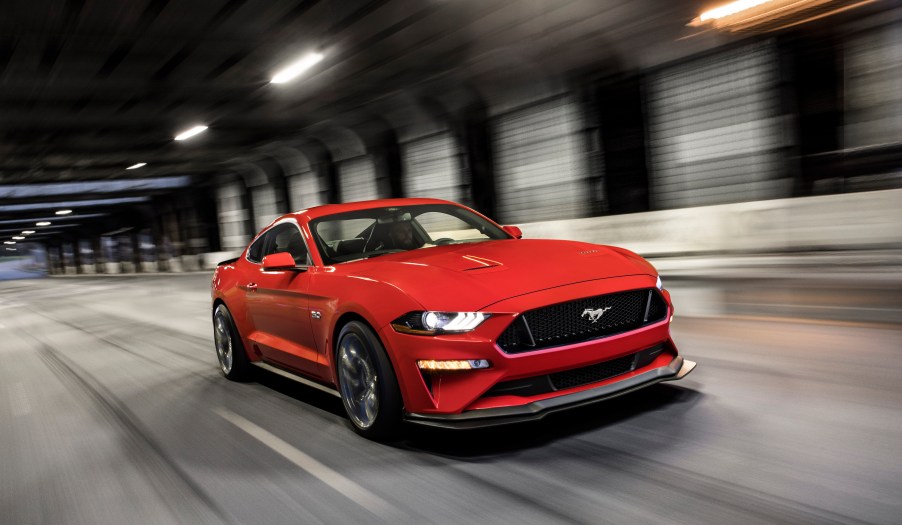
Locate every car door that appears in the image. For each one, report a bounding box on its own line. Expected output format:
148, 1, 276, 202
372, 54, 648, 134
244, 221, 320, 376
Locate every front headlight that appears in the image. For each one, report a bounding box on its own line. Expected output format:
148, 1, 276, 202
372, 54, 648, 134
391, 311, 491, 335
656, 275, 663, 291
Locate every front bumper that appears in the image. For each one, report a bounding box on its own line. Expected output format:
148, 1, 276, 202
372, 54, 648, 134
405, 356, 696, 429
381, 275, 687, 417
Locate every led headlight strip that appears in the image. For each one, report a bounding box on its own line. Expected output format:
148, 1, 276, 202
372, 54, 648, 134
391, 311, 491, 335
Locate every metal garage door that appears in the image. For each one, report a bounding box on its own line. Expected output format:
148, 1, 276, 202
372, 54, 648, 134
337, 156, 379, 203
492, 96, 587, 223
402, 131, 461, 202
251, 183, 279, 230
216, 181, 250, 251
287, 169, 323, 211
647, 41, 788, 209
844, 23, 902, 149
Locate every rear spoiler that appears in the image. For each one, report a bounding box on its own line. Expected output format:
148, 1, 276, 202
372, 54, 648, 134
217, 257, 240, 266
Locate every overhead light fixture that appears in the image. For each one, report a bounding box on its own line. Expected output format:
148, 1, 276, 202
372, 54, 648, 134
174, 125, 208, 141
271, 52, 324, 84
36, 221, 52, 226
689, 0, 875, 32
4, 241, 15, 245
126, 162, 147, 170
56, 209, 73, 215
12, 236, 25, 240
5, 248, 15, 251
698, 0, 774, 22
22, 230, 35, 235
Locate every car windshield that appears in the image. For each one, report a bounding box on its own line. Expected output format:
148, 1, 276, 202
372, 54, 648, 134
310, 204, 510, 264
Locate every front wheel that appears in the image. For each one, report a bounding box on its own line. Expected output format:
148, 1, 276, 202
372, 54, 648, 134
213, 304, 252, 381
335, 321, 403, 440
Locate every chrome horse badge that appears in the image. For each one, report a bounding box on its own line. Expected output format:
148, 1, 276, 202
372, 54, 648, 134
581, 307, 612, 323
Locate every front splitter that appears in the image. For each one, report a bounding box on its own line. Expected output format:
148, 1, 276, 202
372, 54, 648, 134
405, 356, 697, 430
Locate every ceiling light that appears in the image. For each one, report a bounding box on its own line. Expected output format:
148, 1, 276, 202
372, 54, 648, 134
4, 241, 15, 245
22, 230, 35, 234
271, 52, 324, 84
126, 162, 147, 170
688, 0, 870, 32
699, 0, 773, 21
56, 209, 73, 215
36, 221, 52, 226
12, 236, 25, 240
5, 248, 15, 251
174, 125, 208, 141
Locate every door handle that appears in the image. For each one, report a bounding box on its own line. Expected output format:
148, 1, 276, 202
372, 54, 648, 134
246, 282, 258, 292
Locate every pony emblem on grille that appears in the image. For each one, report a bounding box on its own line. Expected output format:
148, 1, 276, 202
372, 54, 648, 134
581, 307, 612, 323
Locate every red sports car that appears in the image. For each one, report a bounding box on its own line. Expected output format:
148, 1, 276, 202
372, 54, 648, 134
211, 198, 696, 439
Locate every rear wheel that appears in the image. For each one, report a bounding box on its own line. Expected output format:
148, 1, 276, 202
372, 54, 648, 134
213, 304, 252, 381
336, 321, 403, 440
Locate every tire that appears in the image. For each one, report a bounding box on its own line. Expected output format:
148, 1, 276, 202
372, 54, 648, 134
213, 304, 253, 382
335, 321, 403, 440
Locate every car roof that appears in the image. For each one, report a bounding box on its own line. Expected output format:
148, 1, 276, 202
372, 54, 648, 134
280, 197, 461, 223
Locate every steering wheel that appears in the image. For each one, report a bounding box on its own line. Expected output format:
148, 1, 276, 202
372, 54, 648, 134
432, 238, 455, 245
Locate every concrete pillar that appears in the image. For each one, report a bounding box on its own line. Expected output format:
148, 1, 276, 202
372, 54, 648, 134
44, 243, 55, 275
131, 230, 142, 273
368, 129, 403, 198
457, 103, 498, 220
780, 31, 842, 196
93, 236, 105, 274
153, 215, 169, 272
56, 244, 66, 275
72, 238, 84, 274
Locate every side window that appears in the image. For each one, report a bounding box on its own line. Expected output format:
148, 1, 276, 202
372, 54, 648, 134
266, 223, 310, 266
247, 234, 267, 264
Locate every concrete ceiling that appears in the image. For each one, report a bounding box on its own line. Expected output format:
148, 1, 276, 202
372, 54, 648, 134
1, 0, 883, 240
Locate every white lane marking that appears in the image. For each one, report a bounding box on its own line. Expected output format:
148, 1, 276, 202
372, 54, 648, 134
9, 382, 31, 416
214, 408, 391, 518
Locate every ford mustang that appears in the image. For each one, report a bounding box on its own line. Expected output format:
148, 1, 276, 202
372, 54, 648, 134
211, 198, 696, 439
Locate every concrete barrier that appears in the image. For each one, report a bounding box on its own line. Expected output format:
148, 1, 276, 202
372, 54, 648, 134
518, 189, 902, 257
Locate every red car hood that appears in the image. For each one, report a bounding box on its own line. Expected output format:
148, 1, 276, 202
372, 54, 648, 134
338, 239, 656, 311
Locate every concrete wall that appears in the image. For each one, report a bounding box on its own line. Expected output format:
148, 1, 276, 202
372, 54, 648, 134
518, 189, 902, 257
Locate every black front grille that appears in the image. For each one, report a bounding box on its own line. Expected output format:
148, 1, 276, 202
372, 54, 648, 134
497, 288, 667, 353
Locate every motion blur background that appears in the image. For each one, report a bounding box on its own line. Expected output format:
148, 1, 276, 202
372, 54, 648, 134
0, 0, 900, 277
1, 1, 900, 524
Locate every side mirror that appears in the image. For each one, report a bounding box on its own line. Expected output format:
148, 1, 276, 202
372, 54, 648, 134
262, 252, 305, 271
502, 225, 522, 239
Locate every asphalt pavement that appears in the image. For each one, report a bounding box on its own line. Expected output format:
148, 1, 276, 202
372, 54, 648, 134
1, 273, 900, 524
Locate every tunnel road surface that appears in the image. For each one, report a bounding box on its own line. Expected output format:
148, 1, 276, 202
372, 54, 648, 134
1, 274, 900, 524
